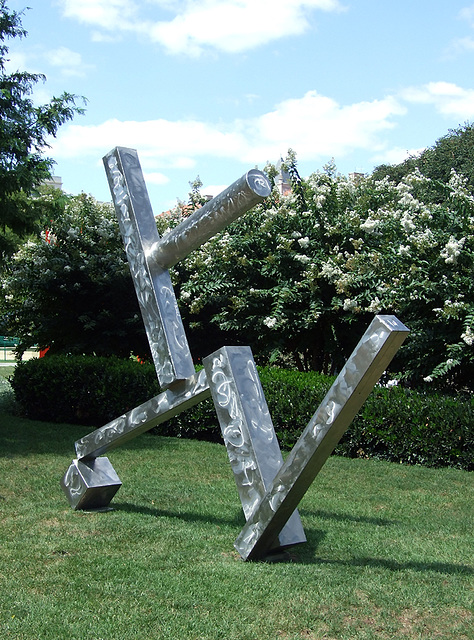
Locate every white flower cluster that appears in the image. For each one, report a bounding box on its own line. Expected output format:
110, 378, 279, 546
263, 316, 277, 328
343, 299, 358, 311
441, 236, 465, 264
461, 326, 474, 346
297, 236, 310, 249
360, 217, 378, 233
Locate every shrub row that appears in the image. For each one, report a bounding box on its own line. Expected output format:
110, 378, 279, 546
11, 355, 160, 426
11, 356, 473, 470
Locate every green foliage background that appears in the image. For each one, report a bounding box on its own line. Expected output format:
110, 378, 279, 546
3, 124, 474, 390
10, 356, 473, 471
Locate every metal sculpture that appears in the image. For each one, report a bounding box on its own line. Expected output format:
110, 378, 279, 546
61, 147, 409, 560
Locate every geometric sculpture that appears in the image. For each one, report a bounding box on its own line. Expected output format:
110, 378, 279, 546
61, 147, 409, 560
60, 457, 122, 511
234, 315, 409, 560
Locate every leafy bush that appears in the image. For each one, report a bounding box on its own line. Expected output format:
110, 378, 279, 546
340, 386, 474, 471
165, 154, 474, 389
11, 355, 160, 426
11, 357, 473, 470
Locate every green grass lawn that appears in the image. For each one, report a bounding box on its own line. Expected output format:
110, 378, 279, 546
0, 376, 472, 640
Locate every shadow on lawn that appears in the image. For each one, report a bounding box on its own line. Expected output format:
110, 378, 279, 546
308, 554, 474, 575
0, 411, 184, 458
113, 500, 245, 528
108, 504, 474, 576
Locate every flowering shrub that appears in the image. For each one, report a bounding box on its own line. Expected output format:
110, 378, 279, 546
0, 193, 149, 358
167, 155, 474, 389
3, 156, 474, 389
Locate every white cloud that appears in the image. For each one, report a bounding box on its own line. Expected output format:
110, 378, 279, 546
459, 4, 474, 27
45, 46, 90, 77
150, 0, 344, 55
371, 146, 425, 167
51, 90, 405, 169
50, 117, 247, 167
201, 183, 229, 197
3, 51, 40, 75
57, 0, 143, 31
143, 172, 170, 185
58, 0, 344, 55
244, 91, 405, 162
400, 81, 474, 119
447, 36, 474, 56
51, 81, 474, 189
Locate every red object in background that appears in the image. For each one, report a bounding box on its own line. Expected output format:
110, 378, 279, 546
39, 347, 50, 358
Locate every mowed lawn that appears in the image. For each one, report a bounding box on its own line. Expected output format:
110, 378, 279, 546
0, 371, 472, 640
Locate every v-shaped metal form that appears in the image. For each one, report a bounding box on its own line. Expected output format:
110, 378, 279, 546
61, 147, 409, 560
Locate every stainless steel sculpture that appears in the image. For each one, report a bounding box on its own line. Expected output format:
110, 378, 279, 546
203, 346, 306, 550
234, 315, 409, 560
62, 147, 409, 560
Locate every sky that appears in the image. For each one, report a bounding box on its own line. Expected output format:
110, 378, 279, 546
5, 0, 474, 211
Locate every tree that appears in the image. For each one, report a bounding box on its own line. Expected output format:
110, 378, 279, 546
0, 192, 149, 359
0, 1, 85, 262
5, 148, 474, 390
164, 154, 474, 389
373, 122, 474, 192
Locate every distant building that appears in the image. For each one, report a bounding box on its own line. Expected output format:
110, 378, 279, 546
348, 172, 365, 185
42, 176, 63, 190
274, 158, 292, 196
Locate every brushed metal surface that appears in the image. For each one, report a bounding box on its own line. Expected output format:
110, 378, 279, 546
104, 147, 195, 390
204, 346, 306, 551
150, 169, 271, 269
234, 315, 409, 560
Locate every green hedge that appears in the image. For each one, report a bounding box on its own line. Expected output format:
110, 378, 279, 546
11, 355, 160, 426
10, 356, 473, 470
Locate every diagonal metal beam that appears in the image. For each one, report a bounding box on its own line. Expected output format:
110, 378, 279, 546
104, 147, 195, 390
74, 370, 210, 461
234, 315, 409, 560
149, 170, 271, 269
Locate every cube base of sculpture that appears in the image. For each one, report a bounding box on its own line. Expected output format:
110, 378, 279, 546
61, 457, 122, 511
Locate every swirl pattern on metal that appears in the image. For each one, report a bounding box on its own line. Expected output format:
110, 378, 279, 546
75, 369, 210, 461
234, 315, 409, 560
104, 148, 194, 389
203, 346, 306, 549
150, 169, 271, 269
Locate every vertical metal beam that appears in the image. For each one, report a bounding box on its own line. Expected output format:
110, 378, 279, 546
234, 315, 409, 560
103, 147, 195, 390
203, 346, 306, 550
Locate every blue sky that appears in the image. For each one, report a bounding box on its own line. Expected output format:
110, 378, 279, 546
6, 0, 474, 211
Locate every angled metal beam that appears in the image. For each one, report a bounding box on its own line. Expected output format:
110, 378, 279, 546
74, 369, 210, 461
149, 170, 271, 269
203, 346, 306, 551
104, 147, 195, 390
234, 315, 409, 560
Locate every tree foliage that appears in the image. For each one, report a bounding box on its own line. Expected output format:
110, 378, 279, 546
0, 0, 85, 261
373, 122, 474, 192
163, 154, 474, 389
1, 192, 148, 358
4, 141, 474, 390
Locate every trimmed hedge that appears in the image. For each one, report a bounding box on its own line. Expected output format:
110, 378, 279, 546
10, 356, 473, 470
11, 355, 160, 426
